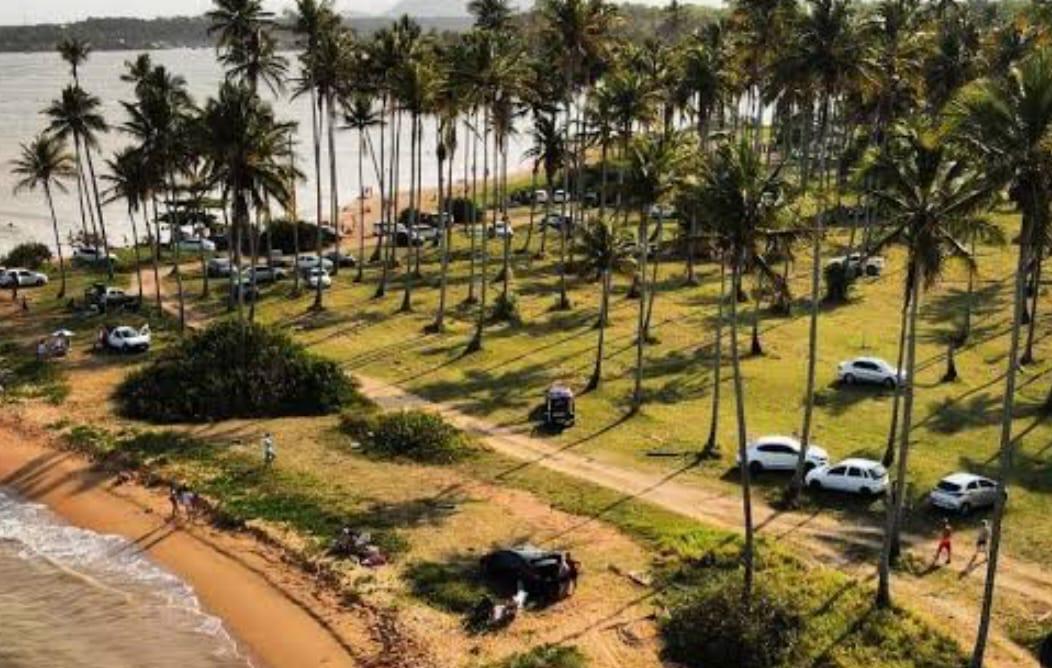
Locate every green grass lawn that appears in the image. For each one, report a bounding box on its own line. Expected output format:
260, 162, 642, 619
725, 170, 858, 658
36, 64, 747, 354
180, 202, 1052, 570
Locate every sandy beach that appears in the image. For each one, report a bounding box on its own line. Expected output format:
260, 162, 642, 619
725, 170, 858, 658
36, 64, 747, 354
0, 415, 367, 668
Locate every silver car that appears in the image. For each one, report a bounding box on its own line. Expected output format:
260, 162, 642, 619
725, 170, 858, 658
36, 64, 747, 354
930, 473, 1002, 514
837, 357, 904, 388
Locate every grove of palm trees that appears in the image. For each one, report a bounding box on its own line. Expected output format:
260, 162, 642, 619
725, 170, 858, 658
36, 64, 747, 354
8, 0, 1052, 666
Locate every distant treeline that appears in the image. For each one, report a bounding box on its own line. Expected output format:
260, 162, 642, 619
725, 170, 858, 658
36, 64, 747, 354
0, 4, 717, 53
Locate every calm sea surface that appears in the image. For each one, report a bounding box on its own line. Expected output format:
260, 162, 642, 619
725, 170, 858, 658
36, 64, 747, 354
0, 488, 250, 667
0, 48, 532, 255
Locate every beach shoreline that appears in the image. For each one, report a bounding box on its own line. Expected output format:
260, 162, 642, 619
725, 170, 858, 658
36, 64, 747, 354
0, 414, 365, 668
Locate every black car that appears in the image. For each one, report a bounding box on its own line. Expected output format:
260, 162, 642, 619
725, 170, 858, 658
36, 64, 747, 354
324, 251, 358, 267
480, 546, 567, 601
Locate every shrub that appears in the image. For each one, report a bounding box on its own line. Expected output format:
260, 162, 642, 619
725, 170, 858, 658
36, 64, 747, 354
449, 197, 480, 225
661, 579, 802, 668
488, 645, 588, 668
340, 409, 472, 464
3, 242, 52, 270
116, 320, 362, 422
260, 219, 336, 254
823, 262, 855, 303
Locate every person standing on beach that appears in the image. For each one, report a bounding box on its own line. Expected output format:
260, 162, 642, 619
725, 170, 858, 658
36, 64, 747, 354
262, 432, 276, 467
975, 519, 990, 558
169, 485, 180, 519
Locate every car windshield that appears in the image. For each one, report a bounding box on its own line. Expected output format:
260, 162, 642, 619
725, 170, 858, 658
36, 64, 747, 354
869, 464, 888, 478
936, 480, 962, 493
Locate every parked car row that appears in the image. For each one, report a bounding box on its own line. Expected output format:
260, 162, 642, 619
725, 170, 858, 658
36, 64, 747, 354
737, 434, 1002, 511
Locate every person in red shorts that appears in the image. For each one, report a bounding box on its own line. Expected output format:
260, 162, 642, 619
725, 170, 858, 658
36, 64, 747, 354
935, 519, 953, 565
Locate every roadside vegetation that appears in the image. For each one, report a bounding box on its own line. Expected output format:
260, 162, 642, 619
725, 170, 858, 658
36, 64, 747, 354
116, 320, 360, 422
340, 408, 477, 464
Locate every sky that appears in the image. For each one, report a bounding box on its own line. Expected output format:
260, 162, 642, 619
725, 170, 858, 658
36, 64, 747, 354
0, 0, 704, 26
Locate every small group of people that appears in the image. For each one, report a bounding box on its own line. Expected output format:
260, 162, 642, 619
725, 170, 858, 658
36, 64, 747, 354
933, 518, 991, 566
330, 527, 387, 567
168, 484, 201, 520
556, 551, 581, 599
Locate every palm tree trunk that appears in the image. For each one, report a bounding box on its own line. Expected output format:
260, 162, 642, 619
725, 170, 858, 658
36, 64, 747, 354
465, 114, 478, 304
312, 89, 325, 310
731, 258, 755, 601
877, 256, 920, 608
150, 197, 163, 313
386, 111, 403, 293
632, 206, 649, 411
974, 207, 1040, 666
374, 96, 389, 295
500, 140, 512, 304
400, 112, 418, 313
884, 268, 912, 466
587, 269, 611, 391
44, 184, 66, 299
83, 145, 112, 280
432, 122, 450, 333
1021, 251, 1042, 365
466, 108, 491, 354
521, 167, 539, 257
791, 206, 824, 501
127, 205, 143, 302
328, 91, 341, 278
71, 136, 92, 243
702, 258, 726, 457
355, 129, 367, 283
749, 274, 764, 355
643, 215, 664, 339
960, 234, 975, 342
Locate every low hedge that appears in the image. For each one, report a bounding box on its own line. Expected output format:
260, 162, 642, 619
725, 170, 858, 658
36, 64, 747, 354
340, 409, 473, 464
488, 645, 587, 668
3, 242, 52, 270
116, 320, 361, 422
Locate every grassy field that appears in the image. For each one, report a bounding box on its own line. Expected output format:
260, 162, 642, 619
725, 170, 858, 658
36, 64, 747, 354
168, 201, 1052, 569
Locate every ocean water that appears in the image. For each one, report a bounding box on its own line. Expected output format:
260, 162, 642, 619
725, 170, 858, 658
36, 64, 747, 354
0, 48, 532, 255
0, 488, 251, 668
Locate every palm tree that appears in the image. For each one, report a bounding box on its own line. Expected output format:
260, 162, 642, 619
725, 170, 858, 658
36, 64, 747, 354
57, 37, 91, 85
577, 216, 636, 390
694, 138, 786, 601
11, 133, 75, 298
104, 148, 152, 302
947, 47, 1052, 667
57, 37, 96, 244
864, 121, 994, 611
44, 85, 112, 278
523, 112, 566, 257
343, 92, 379, 284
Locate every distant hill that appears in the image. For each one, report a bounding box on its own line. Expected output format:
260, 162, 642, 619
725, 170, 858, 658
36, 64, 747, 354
382, 0, 532, 17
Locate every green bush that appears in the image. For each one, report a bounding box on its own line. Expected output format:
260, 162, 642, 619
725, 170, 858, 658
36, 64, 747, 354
449, 197, 480, 225
823, 262, 855, 303
116, 320, 361, 422
260, 219, 336, 254
340, 409, 473, 464
488, 645, 588, 668
661, 579, 802, 668
3, 242, 52, 270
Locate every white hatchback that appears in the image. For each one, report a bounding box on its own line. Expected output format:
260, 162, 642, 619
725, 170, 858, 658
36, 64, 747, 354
737, 435, 829, 474
805, 458, 889, 495
930, 473, 1002, 514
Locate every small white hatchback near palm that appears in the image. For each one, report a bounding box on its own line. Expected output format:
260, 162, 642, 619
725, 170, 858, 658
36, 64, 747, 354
737, 435, 829, 475
836, 357, 904, 388
929, 473, 1003, 514
306, 268, 331, 289
805, 458, 889, 496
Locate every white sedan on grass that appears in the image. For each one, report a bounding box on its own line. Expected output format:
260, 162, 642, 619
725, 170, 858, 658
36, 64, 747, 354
106, 325, 151, 353
305, 268, 332, 289
0, 268, 48, 287
929, 473, 1003, 514
805, 458, 889, 495
737, 435, 829, 475
836, 357, 904, 388
296, 255, 334, 272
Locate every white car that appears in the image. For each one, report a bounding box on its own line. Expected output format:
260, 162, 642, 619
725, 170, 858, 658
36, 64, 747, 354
0, 268, 48, 287
207, 257, 234, 277
552, 189, 569, 204
648, 203, 678, 219
805, 458, 889, 495
174, 238, 216, 253
930, 473, 1003, 514
540, 213, 572, 232
306, 268, 332, 289
72, 246, 116, 265
534, 190, 550, 204
296, 255, 334, 272
737, 435, 829, 474
106, 325, 151, 353
837, 357, 904, 388
489, 221, 515, 238
827, 252, 886, 277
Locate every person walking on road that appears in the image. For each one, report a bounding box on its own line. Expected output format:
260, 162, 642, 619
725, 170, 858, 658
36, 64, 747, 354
262, 432, 276, 467
975, 519, 990, 558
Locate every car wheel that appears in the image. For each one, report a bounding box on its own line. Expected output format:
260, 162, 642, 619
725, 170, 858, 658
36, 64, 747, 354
809, 479, 823, 491
883, 377, 895, 389
843, 373, 856, 385
960, 502, 972, 516
860, 487, 874, 497
748, 461, 763, 476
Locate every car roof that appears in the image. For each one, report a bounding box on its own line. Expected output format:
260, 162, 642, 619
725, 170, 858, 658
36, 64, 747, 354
834, 458, 883, 468
941, 472, 988, 485
752, 435, 799, 447
851, 356, 889, 365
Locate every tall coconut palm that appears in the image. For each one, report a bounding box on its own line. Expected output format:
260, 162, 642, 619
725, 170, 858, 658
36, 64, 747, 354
343, 92, 379, 284
11, 133, 75, 298
523, 112, 567, 257
44, 85, 112, 278
947, 47, 1052, 666
103, 148, 152, 302
57, 37, 96, 244
694, 138, 787, 601
577, 216, 636, 390
864, 121, 995, 611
